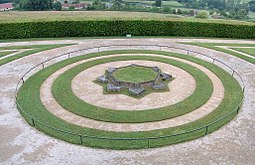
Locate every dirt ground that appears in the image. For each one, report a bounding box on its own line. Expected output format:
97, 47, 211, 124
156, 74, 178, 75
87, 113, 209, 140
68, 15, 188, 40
0, 38, 255, 164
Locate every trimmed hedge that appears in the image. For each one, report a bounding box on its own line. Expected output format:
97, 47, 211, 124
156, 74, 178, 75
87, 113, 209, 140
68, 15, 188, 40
0, 20, 255, 39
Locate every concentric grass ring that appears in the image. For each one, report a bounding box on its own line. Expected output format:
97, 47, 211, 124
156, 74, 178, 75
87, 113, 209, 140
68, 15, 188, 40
52, 54, 212, 123
17, 50, 243, 149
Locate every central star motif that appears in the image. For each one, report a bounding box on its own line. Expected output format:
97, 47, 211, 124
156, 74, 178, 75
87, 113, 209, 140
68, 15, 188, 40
96, 64, 173, 98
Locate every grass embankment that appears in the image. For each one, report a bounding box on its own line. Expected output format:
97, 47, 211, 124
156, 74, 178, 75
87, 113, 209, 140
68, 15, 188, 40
0, 44, 74, 66
17, 50, 243, 149
52, 52, 212, 123
180, 43, 255, 64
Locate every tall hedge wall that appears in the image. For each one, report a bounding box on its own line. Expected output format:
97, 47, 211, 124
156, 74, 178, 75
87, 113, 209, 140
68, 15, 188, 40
0, 20, 255, 39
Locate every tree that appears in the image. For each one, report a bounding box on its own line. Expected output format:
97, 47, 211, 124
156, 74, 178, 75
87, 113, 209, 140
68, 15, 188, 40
195, 10, 209, 19
220, 9, 228, 17
19, 0, 53, 10
189, 10, 195, 16
91, 0, 106, 10
249, 0, 255, 12
111, 0, 122, 10
53, 1, 61, 11
237, 9, 248, 19
177, 8, 183, 14
154, 0, 161, 7
228, 10, 236, 18
207, 0, 225, 10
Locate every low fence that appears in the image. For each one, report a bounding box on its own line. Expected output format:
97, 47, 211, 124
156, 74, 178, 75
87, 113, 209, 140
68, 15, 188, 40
15, 44, 245, 149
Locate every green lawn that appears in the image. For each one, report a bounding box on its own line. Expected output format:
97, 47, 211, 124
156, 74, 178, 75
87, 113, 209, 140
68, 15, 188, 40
113, 65, 158, 83
0, 51, 16, 58
0, 44, 74, 66
232, 48, 255, 57
180, 42, 255, 64
17, 49, 243, 149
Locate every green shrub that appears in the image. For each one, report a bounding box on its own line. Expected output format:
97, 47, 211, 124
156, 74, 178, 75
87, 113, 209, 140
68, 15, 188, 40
53, 1, 62, 11
196, 11, 209, 19
0, 20, 255, 39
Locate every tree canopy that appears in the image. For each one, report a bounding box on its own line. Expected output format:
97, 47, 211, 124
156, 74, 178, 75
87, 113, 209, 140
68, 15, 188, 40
19, 0, 53, 10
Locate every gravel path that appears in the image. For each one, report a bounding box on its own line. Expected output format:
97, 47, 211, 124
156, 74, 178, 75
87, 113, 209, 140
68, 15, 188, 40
0, 38, 254, 164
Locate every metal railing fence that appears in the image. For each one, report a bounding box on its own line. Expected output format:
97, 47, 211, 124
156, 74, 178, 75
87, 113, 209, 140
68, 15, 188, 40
15, 44, 245, 149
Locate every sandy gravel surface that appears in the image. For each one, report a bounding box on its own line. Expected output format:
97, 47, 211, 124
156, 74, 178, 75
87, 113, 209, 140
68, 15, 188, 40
0, 38, 255, 164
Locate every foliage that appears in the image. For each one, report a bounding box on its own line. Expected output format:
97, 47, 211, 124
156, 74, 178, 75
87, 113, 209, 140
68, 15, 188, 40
162, 6, 172, 13
195, 11, 209, 19
189, 9, 195, 16
0, 0, 12, 4
19, 0, 53, 10
153, 0, 161, 7
111, 0, 122, 10
249, 0, 255, 12
0, 20, 255, 39
87, 0, 106, 10
177, 0, 252, 20
53, 1, 61, 11
68, 5, 75, 10
220, 9, 228, 17
150, 6, 160, 12
237, 9, 248, 19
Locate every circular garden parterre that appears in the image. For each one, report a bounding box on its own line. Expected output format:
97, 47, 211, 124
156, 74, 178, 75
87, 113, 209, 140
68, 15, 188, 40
16, 49, 243, 150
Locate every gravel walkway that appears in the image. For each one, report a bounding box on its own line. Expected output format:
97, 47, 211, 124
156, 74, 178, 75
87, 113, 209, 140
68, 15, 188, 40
0, 38, 254, 164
